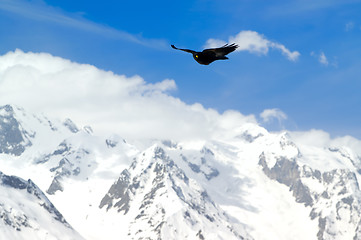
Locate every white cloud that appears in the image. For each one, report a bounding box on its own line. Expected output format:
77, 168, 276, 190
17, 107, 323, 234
290, 129, 361, 156
319, 52, 329, 66
289, 129, 361, 171
0, 49, 257, 141
205, 39, 228, 49
260, 108, 288, 123
289, 129, 331, 148
0, 0, 167, 49
205, 31, 300, 61
141, 79, 177, 93
311, 51, 330, 66
1, 50, 360, 162
345, 21, 355, 32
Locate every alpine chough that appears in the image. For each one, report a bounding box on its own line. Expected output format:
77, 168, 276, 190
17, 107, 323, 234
171, 43, 238, 65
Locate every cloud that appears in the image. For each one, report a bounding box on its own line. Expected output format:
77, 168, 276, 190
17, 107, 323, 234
290, 129, 361, 153
289, 129, 361, 171
0, 0, 167, 49
260, 108, 288, 123
1, 50, 360, 160
345, 21, 355, 32
318, 52, 329, 66
205, 31, 300, 61
0, 49, 257, 141
311, 51, 334, 66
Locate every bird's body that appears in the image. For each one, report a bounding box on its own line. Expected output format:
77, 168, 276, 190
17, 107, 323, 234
171, 43, 238, 65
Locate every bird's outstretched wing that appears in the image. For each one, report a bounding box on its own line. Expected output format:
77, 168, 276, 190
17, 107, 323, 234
203, 43, 238, 56
171, 45, 196, 54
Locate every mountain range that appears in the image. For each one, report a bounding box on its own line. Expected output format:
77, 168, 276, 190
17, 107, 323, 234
1, 104, 361, 240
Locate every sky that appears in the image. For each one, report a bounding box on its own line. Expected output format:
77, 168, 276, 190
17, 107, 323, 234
0, 0, 361, 139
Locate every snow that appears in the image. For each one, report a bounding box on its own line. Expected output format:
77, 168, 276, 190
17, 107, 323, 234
1, 105, 361, 240
0, 178, 84, 240
2, 50, 361, 239
289, 130, 361, 172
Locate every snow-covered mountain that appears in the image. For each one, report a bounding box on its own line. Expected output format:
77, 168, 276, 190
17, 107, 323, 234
1, 104, 361, 240
99, 145, 249, 239
0, 171, 84, 240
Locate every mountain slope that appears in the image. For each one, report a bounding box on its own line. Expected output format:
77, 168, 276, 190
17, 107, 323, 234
0, 171, 84, 240
99, 145, 250, 239
1, 104, 361, 240
259, 133, 361, 240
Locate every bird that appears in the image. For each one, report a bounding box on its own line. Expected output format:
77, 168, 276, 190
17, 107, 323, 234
171, 43, 238, 65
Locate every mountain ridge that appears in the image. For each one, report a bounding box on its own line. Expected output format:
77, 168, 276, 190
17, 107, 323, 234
0, 170, 84, 240
1, 104, 361, 240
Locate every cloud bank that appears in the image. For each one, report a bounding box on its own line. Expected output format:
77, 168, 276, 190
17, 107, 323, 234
1, 49, 360, 160
205, 31, 300, 61
0, 50, 257, 141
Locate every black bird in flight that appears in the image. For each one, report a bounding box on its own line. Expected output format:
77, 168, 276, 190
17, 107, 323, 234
171, 43, 238, 65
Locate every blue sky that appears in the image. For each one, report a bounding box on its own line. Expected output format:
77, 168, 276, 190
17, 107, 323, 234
1, 0, 361, 138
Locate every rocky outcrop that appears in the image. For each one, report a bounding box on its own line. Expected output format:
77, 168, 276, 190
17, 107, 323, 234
259, 137, 361, 240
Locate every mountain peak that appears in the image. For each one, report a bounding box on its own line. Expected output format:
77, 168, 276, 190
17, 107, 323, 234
0, 105, 29, 155
2, 105, 361, 240
99, 145, 250, 239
